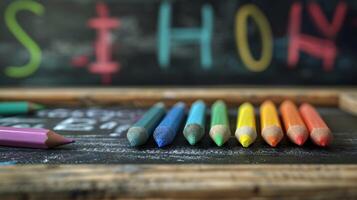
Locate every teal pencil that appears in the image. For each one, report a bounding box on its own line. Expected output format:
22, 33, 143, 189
0, 102, 44, 116
127, 102, 166, 146
183, 100, 206, 145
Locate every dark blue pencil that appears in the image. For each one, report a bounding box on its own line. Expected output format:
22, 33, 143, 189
153, 102, 186, 147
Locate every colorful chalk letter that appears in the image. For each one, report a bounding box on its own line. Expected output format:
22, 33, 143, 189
287, 2, 347, 71
235, 4, 273, 72
157, 0, 214, 69
4, 0, 44, 78
87, 2, 120, 84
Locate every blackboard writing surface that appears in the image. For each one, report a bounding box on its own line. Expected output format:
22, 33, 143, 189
0, 0, 356, 85
0, 106, 357, 164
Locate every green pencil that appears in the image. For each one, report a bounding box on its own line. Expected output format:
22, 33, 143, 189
209, 100, 231, 146
0, 101, 44, 116
127, 102, 166, 146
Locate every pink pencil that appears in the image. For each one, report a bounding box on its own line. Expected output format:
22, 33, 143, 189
0, 126, 74, 149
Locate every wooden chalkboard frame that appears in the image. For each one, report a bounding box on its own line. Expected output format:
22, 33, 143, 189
0, 87, 356, 199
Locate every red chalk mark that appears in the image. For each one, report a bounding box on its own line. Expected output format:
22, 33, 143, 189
288, 34, 336, 71
87, 2, 120, 84
287, 2, 345, 72
308, 2, 347, 39
71, 55, 89, 67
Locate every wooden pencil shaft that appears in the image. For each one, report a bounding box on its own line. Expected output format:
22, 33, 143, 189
210, 100, 229, 127
280, 100, 305, 127
0, 126, 73, 149
158, 102, 185, 130
260, 101, 281, 129
132, 102, 165, 133
236, 102, 256, 129
0, 102, 30, 115
185, 100, 205, 128
300, 103, 329, 130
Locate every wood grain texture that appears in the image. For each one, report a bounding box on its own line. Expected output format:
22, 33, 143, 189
0, 87, 355, 107
340, 92, 357, 116
0, 165, 356, 199
0, 87, 356, 199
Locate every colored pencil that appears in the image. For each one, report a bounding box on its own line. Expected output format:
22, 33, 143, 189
183, 100, 206, 145
127, 102, 166, 146
153, 102, 185, 147
235, 102, 256, 147
0, 101, 44, 116
260, 100, 284, 147
280, 100, 308, 146
299, 103, 332, 147
0, 161, 17, 166
0, 126, 74, 149
209, 100, 231, 146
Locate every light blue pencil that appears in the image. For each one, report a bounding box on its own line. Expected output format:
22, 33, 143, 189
183, 100, 206, 145
153, 102, 186, 147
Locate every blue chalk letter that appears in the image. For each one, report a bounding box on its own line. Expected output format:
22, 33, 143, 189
157, 0, 214, 69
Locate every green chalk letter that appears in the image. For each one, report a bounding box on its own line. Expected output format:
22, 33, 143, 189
4, 0, 44, 78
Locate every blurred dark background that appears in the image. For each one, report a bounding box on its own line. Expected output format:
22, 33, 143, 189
0, 0, 356, 86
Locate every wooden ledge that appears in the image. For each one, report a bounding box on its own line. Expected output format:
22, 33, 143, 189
0, 165, 356, 199
0, 87, 355, 107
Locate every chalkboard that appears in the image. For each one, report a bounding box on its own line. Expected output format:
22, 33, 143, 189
0, 0, 356, 86
0, 106, 357, 164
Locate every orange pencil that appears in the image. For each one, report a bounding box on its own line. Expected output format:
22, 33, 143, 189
299, 103, 332, 147
260, 100, 284, 147
280, 100, 308, 146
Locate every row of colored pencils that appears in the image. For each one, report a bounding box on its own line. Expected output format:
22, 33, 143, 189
127, 100, 332, 147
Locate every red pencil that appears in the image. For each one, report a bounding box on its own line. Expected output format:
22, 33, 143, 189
299, 103, 332, 147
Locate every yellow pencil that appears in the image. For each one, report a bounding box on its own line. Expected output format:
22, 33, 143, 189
260, 100, 284, 147
235, 102, 257, 147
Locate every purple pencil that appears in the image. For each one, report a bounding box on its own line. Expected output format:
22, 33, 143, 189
0, 126, 74, 149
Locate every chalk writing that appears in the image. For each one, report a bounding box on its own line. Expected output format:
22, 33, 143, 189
33, 108, 140, 135
308, 2, 347, 39
0, 0, 355, 86
4, 0, 44, 78
235, 4, 272, 72
54, 118, 97, 131
287, 2, 347, 71
0, 117, 44, 128
74, 2, 120, 84
157, 0, 214, 69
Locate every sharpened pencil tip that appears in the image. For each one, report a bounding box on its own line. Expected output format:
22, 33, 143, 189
127, 127, 148, 146
186, 134, 197, 145
267, 136, 280, 147
31, 103, 45, 111
213, 134, 224, 147
294, 135, 306, 146
239, 135, 252, 148
64, 138, 75, 144
155, 139, 166, 148
184, 125, 203, 145
311, 129, 332, 147
317, 137, 329, 147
